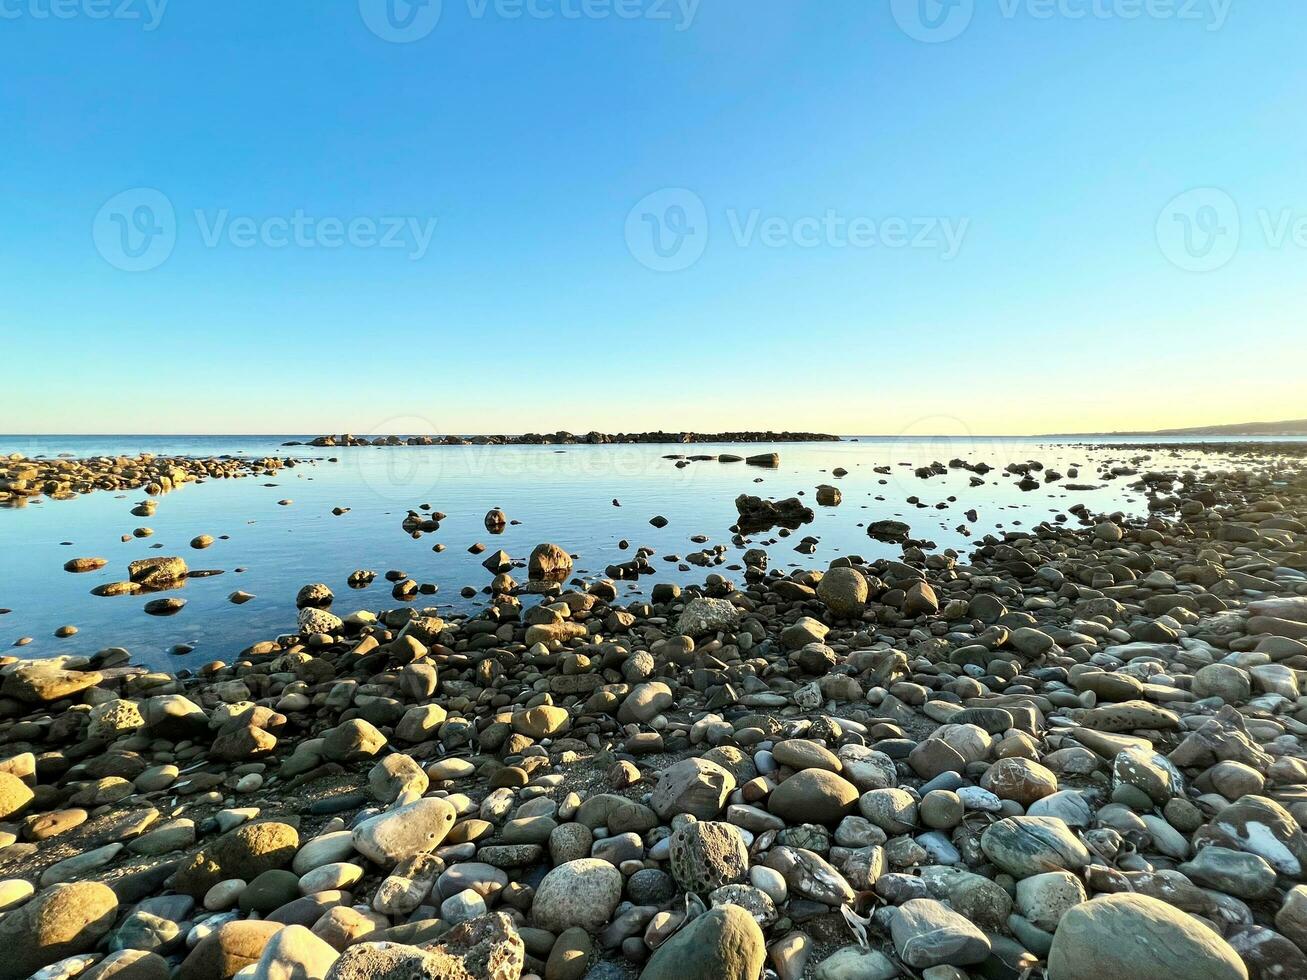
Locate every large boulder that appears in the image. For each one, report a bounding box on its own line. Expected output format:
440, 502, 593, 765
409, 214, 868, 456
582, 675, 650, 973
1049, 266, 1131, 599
127, 555, 188, 587
172, 821, 299, 898
639, 904, 765, 980
0, 771, 34, 820
424, 911, 524, 980
668, 821, 749, 893
674, 597, 739, 637
2, 665, 103, 703
980, 816, 1090, 879
180, 921, 284, 980
528, 543, 573, 583
0, 882, 119, 980
817, 566, 869, 617
532, 859, 622, 933
353, 797, 457, 867
1047, 893, 1247, 980
650, 758, 735, 820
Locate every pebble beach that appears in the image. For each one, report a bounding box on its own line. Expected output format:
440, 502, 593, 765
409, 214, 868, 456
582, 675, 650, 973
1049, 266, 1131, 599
2, 436, 1307, 980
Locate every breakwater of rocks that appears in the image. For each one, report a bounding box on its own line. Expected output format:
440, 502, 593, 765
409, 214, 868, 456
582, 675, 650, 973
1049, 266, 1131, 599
293, 431, 842, 448
0, 449, 1305, 979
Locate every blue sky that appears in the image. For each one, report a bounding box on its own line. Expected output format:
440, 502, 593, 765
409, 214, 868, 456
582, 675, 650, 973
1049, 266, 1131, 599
2, 0, 1303, 435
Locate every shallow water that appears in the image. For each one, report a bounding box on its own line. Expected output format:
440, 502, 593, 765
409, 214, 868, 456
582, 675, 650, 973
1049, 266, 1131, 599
2, 434, 1303, 669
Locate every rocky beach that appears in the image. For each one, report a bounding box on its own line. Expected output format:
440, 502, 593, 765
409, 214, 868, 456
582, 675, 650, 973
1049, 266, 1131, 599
2, 440, 1307, 980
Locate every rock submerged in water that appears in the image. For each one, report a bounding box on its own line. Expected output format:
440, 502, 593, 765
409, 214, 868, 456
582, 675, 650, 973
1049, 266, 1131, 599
126, 555, 188, 587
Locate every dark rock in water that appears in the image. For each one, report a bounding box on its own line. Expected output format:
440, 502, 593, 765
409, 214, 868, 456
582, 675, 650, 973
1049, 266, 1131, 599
867, 519, 911, 543
734, 495, 813, 533
746, 452, 780, 467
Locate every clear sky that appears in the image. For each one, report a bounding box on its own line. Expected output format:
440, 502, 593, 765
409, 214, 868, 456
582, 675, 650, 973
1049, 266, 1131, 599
2, 0, 1304, 436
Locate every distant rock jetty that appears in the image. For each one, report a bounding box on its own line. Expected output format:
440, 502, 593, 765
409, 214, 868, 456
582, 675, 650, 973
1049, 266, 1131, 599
290, 430, 842, 447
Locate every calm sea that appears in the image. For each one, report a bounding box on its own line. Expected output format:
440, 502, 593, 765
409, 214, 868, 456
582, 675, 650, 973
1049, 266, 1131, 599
2, 434, 1302, 668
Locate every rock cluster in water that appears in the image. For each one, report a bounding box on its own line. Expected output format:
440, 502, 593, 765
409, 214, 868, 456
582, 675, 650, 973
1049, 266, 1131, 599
0, 450, 1306, 979
0, 454, 311, 507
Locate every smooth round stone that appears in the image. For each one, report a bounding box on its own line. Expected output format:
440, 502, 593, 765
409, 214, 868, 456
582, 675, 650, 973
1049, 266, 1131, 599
292, 832, 355, 875
135, 765, 180, 792
545, 926, 593, 980
890, 898, 991, 968
530, 859, 622, 933
240, 869, 301, 913
436, 863, 508, 901
235, 774, 263, 793
426, 758, 476, 781
627, 868, 676, 905
980, 758, 1058, 807
203, 880, 247, 912
298, 862, 363, 896
1192, 663, 1251, 702
0, 878, 36, 911
769, 769, 859, 823
1015, 870, 1087, 932
439, 888, 486, 925
251, 924, 339, 980
859, 789, 918, 834
980, 816, 1091, 878
920, 790, 964, 830
749, 865, 787, 904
